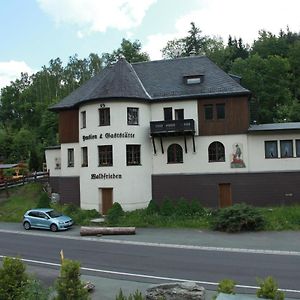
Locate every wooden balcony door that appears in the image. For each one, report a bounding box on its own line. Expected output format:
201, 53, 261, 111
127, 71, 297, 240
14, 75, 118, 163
218, 183, 232, 208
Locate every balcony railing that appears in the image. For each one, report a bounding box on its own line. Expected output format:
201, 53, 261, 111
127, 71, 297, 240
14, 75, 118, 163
150, 119, 195, 136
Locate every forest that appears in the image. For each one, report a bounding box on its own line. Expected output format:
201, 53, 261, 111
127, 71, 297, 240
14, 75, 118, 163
0, 23, 299, 170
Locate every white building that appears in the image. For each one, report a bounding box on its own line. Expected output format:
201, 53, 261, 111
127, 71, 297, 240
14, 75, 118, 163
45, 56, 300, 213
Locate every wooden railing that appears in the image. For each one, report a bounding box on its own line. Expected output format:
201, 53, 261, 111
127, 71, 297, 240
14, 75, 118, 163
0, 172, 49, 190
150, 119, 195, 136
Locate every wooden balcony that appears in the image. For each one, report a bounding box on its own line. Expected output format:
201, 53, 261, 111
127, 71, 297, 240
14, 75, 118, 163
150, 119, 195, 136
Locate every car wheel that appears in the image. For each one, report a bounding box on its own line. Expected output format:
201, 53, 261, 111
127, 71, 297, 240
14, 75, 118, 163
50, 224, 58, 232
23, 221, 31, 230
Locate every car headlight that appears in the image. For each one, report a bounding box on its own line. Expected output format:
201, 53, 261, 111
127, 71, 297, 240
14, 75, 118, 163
58, 222, 64, 225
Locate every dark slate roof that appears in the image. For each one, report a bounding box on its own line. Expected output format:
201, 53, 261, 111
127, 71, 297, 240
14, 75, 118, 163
51, 56, 250, 111
248, 122, 300, 132
51, 58, 150, 110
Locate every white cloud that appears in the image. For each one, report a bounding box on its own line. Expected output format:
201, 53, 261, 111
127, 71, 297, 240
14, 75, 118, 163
0, 61, 34, 90
37, 0, 157, 35
144, 0, 300, 60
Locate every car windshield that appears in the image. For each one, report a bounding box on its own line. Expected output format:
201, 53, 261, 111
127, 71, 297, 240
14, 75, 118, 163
47, 210, 63, 218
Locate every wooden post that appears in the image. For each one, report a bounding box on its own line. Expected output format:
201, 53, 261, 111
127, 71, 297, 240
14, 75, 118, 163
60, 249, 64, 263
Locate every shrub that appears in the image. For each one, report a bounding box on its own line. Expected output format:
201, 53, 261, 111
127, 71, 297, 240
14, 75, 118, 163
0, 256, 29, 300
256, 276, 285, 300
212, 203, 265, 233
63, 203, 80, 215
217, 279, 236, 294
55, 259, 89, 300
146, 200, 160, 215
36, 192, 50, 208
160, 198, 175, 216
190, 199, 206, 216
115, 289, 145, 300
23, 279, 51, 300
175, 198, 192, 216
107, 202, 124, 224
73, 209, 101, 225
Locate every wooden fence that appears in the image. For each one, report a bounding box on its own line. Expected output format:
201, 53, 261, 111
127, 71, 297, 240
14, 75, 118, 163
0, 172, 50, 191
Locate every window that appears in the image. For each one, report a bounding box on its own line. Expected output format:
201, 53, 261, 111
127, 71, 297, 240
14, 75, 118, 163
265, 141, 278, 158
164, 107, 173, 121
184, 75, 203, 85
81, 147, 88, 167
81, 111, 86, 128
167, 144, 183, 163
204, 105, 213, 120
67, 148, 74, 167
99, 108, 110, 126
127, 107, 139, 125
126, 145, 141, 165
216, 104, 225, 119
98, 145, 113, 166
28, 211, 40, 218
280, 140, 293, 158
296, 140, 300, 157
186, 77, 201, 84
175, 109, 184, 120
208, 142, 225, 162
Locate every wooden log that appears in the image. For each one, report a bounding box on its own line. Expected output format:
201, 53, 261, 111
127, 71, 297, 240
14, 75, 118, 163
80, 226, 136, 236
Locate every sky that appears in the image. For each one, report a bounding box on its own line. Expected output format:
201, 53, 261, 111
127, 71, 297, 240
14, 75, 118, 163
1, 0, 300, 90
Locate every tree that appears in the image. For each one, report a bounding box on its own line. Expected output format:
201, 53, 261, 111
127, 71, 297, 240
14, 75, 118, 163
231, 54, 293, 123
252, 29, 299, 59
288, 41, 300, 100
162, 22, 212, 58
102, 39, 149, 65
55, 259, 90, 300
0, 257, 29, 300
161, 22, 249, 72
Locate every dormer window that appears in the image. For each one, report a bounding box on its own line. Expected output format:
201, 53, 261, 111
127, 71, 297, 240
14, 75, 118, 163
184, 75, 203, 85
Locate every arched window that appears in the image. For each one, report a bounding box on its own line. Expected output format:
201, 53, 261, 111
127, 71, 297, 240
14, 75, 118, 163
208, 142, 225, 162
167, 144, 183, 163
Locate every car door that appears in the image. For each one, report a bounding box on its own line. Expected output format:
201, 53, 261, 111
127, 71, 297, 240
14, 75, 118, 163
38, 212, 51, 228
28, 211, 39, 227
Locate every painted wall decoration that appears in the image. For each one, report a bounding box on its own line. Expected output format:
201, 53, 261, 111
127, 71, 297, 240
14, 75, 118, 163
55, 157, 61, 169
231, 143, 246, 168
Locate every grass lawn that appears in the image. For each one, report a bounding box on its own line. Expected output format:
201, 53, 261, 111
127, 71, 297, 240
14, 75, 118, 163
1, 183, 300, 231
0, 183, 43, 222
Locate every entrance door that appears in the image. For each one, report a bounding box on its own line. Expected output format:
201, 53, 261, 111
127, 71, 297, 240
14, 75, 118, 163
219, 183, 232, 208
100, 188, 113, 215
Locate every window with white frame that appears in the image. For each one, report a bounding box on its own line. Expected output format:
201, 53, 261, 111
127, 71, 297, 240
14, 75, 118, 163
164, 107, 172, 121
81, 111, 86, 128
99, 108, 110, 126
167, 144, 183, 163
81, 147, 88, 167
208, 142, 225, 162
296, 140, 300, 157
175, 109, 184, 120
127, 107, 139, 125
67, 148, 74, 167
280, 140, 293, 158
126, 145, 141, 165
98, 145, 113, 166
265, 141, 278, 158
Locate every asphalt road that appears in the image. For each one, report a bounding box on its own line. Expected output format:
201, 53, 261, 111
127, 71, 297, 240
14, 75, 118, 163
0, 230, 300, 299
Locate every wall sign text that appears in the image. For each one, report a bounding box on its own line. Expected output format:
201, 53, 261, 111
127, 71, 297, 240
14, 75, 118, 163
91, 173, 122, 179
83, 132, 135, 141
